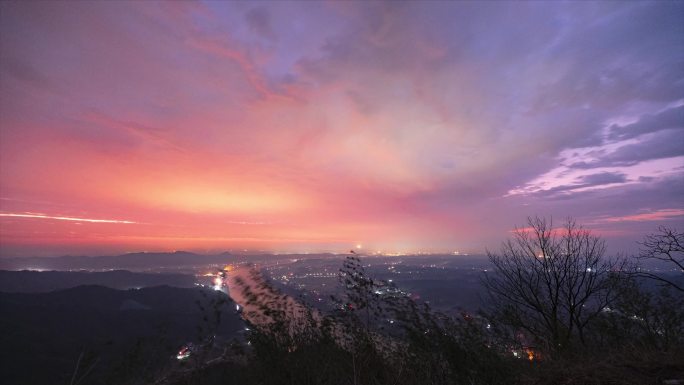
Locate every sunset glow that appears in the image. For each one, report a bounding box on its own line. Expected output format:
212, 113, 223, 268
1, 1, 682, 256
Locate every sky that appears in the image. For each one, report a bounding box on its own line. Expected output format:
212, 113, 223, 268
0, 1, 683, 257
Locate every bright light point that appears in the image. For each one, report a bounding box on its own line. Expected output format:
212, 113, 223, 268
176, 347, 191, 360
213, 276, 223, 291
356, 244, 362, 249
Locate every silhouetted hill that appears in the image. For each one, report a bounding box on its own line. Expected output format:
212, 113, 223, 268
0, 251, 345, 271
0, 251, 234, 270
0, 285, 244, 385
0, 270, 196, 292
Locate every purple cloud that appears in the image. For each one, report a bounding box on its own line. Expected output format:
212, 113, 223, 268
609, 105, 684, 141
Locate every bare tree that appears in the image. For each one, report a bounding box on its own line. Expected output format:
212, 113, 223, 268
635, 226, 684, 292
483, 217, 624, 355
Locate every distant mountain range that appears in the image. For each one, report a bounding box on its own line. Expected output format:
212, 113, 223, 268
0, 251, 236, 270
0, 251, 491, 271
0, 250, 356, 271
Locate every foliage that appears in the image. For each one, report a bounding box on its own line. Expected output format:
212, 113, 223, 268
635, 226, 684, 292
483, 217, 625, 356
156, 221, 683, 385
599, 278, 684, 352
210, 255, 519, 385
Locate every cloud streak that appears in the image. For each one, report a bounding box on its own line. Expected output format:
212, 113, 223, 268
595, 209, 684, 223
0, 213, 136, 224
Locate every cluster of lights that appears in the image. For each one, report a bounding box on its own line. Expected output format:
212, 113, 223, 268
213, 276, 223, 291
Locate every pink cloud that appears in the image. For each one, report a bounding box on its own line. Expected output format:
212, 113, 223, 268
597, 209, 684, 223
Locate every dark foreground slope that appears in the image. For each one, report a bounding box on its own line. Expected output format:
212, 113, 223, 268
0, 285, 244, 385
